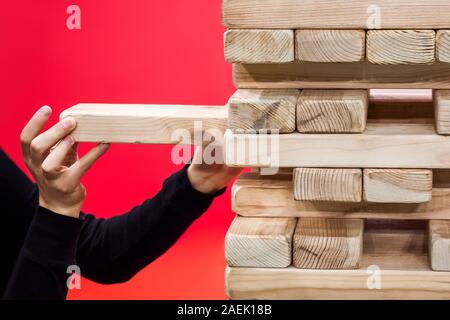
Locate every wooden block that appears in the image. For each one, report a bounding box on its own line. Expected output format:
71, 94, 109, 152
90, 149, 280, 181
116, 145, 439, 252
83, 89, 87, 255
222, 0, 450, 29
224, 29, 294, 64
429, 220, 450, 271
293, 218, 363, 269
295, 30, 365, 63
233, 62, 450, 89
297, 90, 368, 133
293, 168, 362, 202
225, 122, 450, 168
363, 169, 433, 203
226, 223, 450, 300
60, 104, 227, 144
436, 30, 450, 63
225, 216, 297, 268
232, 171, 450, 220
228, 89, 298, 133
367, 30, 435, 65
434, 90, 450, 135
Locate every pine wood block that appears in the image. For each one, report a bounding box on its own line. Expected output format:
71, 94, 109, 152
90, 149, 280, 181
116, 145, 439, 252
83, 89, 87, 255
363, 169, 433, 203
226, 222, 450, 300
225, 216, 297, 268
297, 90, 368, 133
293, 218, 363, 269
434, 90, 450, 135
222, 0, 450, 29
436, 30, 450, 63
293, 168, 362, 202
367, 30, 435, 65
224, 30, 294, 64
228, 89, 298, 133
429, 220, 450, 271
232, 171, 450, 220
233, 62, 450, 89
224, 122, 450, 168
295, 30, 365, 63
60, 104, 227, 144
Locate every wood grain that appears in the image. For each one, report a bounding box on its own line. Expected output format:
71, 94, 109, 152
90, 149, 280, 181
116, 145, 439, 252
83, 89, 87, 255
225, 216, 297, 268
363, 169, 433, 203
429, 220, 450, 271
60, 104, 227, 144
367, 30, 435, 65
232, 172, 450, 220
297, 90, 368, 133
436, 30, 450, 63
226, 223, 450, 300
224, 122, 450, 168
295, 30, 365, 63
233, 62, 450, 89
434, 90, 450, 135
293, 218, 363, 269
227, 89, 298, 133
222, 0, 450, 29
224, 29, 294, 64
293, 168, 362, 202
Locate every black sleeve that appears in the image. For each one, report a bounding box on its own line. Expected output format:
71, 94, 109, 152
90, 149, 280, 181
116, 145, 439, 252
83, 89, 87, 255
3, 207, 82, 300
76, 164, 225, 284
1, 148, 224, 291
0, 149, 39, 296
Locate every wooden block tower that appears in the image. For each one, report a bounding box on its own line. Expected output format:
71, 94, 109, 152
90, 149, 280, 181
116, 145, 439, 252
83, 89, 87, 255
223, 0, 450, 299
61, 0, 450, 299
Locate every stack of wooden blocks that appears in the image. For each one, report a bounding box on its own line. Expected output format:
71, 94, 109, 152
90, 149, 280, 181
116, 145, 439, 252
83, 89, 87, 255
223, 0, 450, 299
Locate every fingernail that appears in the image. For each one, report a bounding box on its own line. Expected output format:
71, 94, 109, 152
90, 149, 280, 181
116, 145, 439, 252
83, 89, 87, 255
39, 105, 52, 116
61, 118, 76, 129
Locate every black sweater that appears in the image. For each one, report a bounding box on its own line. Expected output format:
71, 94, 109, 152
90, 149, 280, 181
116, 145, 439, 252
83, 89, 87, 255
0, 149, 224, 299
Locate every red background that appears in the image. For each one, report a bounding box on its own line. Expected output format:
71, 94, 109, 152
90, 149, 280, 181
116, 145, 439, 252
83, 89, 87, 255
0, 0, 235, 299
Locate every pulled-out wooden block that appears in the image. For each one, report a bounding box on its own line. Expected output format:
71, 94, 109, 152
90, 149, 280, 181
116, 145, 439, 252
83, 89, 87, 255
436, 31, 450, 63
434, 90, 450, 135
60, 104, 227, 144
363, 169, 433, 203
293, 168, 362, 202
225, 216, 297, 268
295, 30, 365, 63
293, 218, 364, 269
297, 90, 368, 133
228, 89, 298, 133
367, 30, 435, 65
429, 220, 450, 271
224, 29, 294, 64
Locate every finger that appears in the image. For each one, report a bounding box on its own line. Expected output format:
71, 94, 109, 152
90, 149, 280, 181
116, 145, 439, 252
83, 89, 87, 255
41, 135, 75, 176
29, 117, 77, 163
20, 106, 52, 160
62, 142, 79, 167
69, 143, 110, 180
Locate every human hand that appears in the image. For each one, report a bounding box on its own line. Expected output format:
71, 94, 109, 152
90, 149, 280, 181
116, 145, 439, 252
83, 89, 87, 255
187, 142, 243, 194
20, 106, 109, 218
